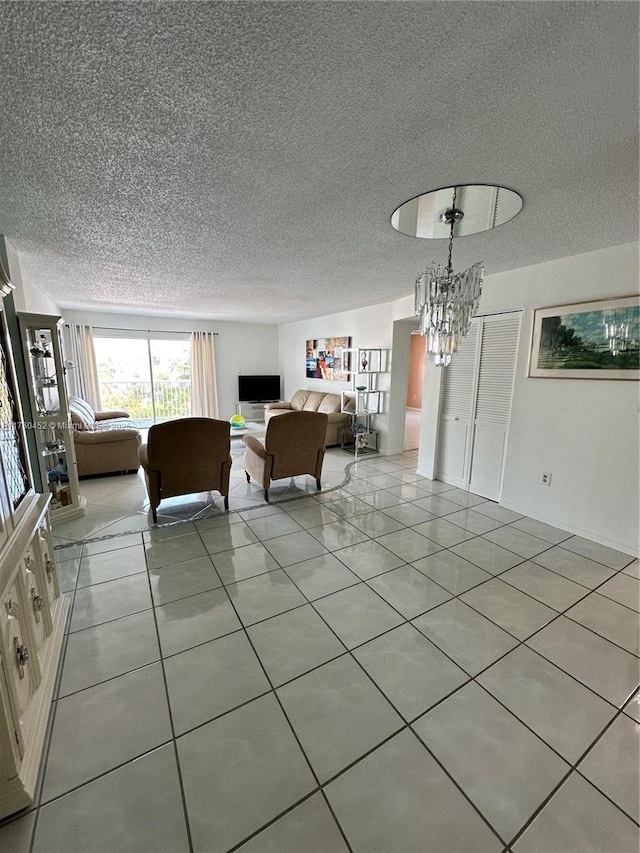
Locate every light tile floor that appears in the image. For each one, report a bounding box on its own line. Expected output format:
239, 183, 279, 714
1, 445, 638, 853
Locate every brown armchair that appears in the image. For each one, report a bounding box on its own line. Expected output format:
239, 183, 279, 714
138, 418, 232, 522
243, 410, 328, 502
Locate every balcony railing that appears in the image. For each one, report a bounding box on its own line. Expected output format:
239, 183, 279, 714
99, 380, 191, 424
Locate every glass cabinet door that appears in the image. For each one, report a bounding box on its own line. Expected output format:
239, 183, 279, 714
0, 314, 32, 547
24, 326, 61, 417
18, 313, 85, 523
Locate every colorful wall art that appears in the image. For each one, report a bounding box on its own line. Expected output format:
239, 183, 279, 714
305, 337, 351, 381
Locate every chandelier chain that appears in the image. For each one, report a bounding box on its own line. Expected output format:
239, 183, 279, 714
446, 186, 457, 277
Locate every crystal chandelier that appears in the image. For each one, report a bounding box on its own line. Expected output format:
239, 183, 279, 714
414, 191, 483, 367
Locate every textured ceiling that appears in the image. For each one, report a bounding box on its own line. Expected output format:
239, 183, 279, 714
0, 1, 637, 324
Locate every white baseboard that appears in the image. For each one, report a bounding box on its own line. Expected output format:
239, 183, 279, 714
407, 477, 638, 558
499, 499, 638, 559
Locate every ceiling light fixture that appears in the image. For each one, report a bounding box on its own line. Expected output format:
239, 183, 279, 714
414, 190, 483, 367
391, 184, 523, 367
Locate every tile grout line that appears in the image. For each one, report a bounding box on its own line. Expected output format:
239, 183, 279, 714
27, 589, 76, 852
217, 519, 514, 849
55, 503, 637, 722
182, 483, 517, 849
197, 511, 640, 842
142, 535, 196, 853
58, 507, 638, 715
187, 521, 357, 853
37, 456, 638, 850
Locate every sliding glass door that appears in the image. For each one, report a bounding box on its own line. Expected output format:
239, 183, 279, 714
93, 333, 191, 426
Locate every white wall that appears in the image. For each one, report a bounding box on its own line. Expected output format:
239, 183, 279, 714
5, 238, 62, 315
62, 310, 279, 420
277, 299, 415, 453
416, 241, 639, 555
483, 241, 639, 555
289, 242, 639, 554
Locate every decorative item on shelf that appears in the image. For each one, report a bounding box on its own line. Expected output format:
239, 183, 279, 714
355, 385, 367, 391
44, 425, 64, 453
35, 390, 47, 416
356, 433, 368, 450
55, 458, 68, 482
230, 414, 246, 429
47, 468, 59, 496
30, 334, 52, 358
352, 422, 367, 433
361, 355, 368, 371
391, 184, 522, 367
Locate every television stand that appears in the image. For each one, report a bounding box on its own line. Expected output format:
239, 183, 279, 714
237, 401, 268, 422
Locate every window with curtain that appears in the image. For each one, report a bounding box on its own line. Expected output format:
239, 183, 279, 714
93, 332, 192, 426
66, 323, 102, 409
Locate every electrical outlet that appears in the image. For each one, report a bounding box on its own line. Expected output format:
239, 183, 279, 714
539, 471, 552, 486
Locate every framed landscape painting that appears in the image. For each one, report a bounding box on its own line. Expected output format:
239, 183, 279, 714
528, 296, 640, 379
306, 337, 350, 381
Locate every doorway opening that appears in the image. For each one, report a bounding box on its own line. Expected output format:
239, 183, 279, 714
404, 332, 425, 450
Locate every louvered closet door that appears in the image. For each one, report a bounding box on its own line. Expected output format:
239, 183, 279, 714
437, 320, 481, 489
469, 313, 521, 500
437, 312, 521, 500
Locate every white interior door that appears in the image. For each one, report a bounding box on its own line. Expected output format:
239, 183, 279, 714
437, 312, 521, 500
469, 313, 521, 499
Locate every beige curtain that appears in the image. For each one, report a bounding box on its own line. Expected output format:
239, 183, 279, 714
66, 324, 102, 409
191, 331, 219, 418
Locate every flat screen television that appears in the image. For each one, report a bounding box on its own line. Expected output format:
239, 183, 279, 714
238, 374, 281, 402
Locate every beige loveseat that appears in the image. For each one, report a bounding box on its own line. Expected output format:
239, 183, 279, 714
69, 397, 142, 477
264, 390, 354, 446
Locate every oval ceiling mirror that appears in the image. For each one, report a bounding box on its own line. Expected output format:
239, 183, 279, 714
391, 184, 523, 239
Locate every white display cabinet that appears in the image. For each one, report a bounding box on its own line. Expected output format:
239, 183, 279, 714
0, 304, 68, 819
340, 348, 386, 458
17, 313, 86, 523
0, 496, 67, 819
